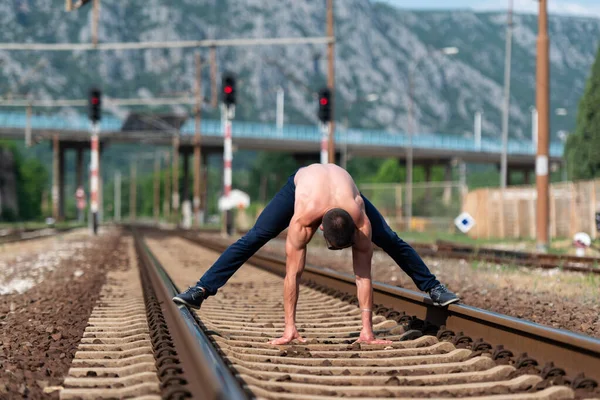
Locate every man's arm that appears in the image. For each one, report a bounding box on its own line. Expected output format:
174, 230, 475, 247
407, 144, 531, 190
268, 216, 315, 345
352, 213, 392, 345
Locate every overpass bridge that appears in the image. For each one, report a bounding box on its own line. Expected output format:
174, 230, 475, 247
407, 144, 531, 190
0, 111, 563, 164
0, 111, 564, 219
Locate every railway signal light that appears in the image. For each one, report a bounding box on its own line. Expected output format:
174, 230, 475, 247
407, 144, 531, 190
222, 74, 236, 107
318, 88, 332, 123
89, 88, 101, 123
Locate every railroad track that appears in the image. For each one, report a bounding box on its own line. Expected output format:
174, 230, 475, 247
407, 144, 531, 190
61, 228, 600, 399
404, 240, 600, 275
187, 228, 600, 274
0, 226, 79, 245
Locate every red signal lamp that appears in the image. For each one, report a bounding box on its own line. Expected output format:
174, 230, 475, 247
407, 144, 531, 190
224, 86, 233, 94
320, 97, 328, 106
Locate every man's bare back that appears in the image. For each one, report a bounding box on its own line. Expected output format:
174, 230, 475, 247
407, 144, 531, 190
293, 164, 365, 229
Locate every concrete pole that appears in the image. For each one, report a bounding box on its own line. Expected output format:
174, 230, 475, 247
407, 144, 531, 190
172, 136, 180, 221
58, 145, 65, 220
194, 52, 203, 227
163, 152, 170, 219
474, 111, 482, 150
129, 160, 136, 221
223, 106, 233, 235
200, 154, 208, 224
25, 103, 32, 147
91, 0, 100, 48
276, 86, 284, 136
52, 134, 59, 221
500, 0, 513, 190
154, 152, 160, 223
536, 0, 550, 252
326, 0, 336, 164
406, 72, 415, 231
90, 123, 100, 234
183, 152, 190, 205
114, 170, 121, 221
210, 46, 218, 109
76, 148, 84, 223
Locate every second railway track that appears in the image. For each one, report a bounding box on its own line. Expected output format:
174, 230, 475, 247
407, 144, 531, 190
103, 228, 599, 400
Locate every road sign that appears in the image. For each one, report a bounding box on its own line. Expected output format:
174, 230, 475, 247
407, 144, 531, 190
454, 212, 475, 233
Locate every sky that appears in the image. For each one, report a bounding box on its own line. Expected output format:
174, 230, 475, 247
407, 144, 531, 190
376, 0, 600, 18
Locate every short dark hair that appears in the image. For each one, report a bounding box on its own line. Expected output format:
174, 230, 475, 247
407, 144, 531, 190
322, 208, 356, 250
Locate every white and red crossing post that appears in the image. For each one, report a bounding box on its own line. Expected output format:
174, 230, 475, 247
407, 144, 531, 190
90, 123, 100, 234
222, 104, 234, 235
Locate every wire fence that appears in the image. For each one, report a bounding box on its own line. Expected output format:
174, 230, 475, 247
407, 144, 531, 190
359, 182, 467, 233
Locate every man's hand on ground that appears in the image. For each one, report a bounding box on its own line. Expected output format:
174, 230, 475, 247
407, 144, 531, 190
268, 327, 306, 345
353, 330, 393, 345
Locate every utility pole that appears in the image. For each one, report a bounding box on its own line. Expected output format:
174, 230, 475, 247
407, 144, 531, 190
114, 170, 121, 221
210, 46, 218, 109
172, 136, 180, 224
163, 151, 170, 219
52, 134, 59, 221
221, 74, 236, 235
474, 111, 482, 150
276, 86, 284, 136
91, 0, 100, 48
129, 160, 136, 221
500, 0, 513, 189
88, 89, 101, 235
406, 73, 415, 231
154, 151, 160, 223
536, 0, 550, 252
194, 52, 203, 227
25, 102, 32, 147
326, 0, 336, 164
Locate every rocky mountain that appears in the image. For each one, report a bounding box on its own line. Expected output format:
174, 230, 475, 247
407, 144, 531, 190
1, 0, 599, 142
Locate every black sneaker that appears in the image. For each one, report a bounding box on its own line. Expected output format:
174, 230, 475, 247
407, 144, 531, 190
428, 284, 460, 307
172, 286, 206, 309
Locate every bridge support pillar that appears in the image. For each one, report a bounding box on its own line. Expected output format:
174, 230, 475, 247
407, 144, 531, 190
524, 169, 531, 185
52, 135, 60, 221
75, 148, 84, 223
200, 153, 209, 225
424, 163, 433, 205
442, 163, 452, 206
58, 143, 66, 220
182, 152, 190, 208
76, 148, 84, 190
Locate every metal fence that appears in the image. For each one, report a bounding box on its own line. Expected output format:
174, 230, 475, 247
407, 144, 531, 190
359, 182, 467, 233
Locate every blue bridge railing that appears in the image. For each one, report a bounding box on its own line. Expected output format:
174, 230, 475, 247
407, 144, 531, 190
0, 111, 563, 157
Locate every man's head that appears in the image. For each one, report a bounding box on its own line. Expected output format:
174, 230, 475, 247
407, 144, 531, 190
322, 208, 356, 250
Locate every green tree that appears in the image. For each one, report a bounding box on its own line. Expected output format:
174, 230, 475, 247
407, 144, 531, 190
16, 157, 48, 220
565, 44, 600, 180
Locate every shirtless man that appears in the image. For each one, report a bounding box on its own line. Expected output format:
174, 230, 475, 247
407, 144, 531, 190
173, 164, 459, 345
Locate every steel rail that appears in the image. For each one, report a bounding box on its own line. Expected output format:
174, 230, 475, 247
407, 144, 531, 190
132, 229, 249, 400
411, 240, 600, 275
181, 232, 600, 384
0, 226, 79, 244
